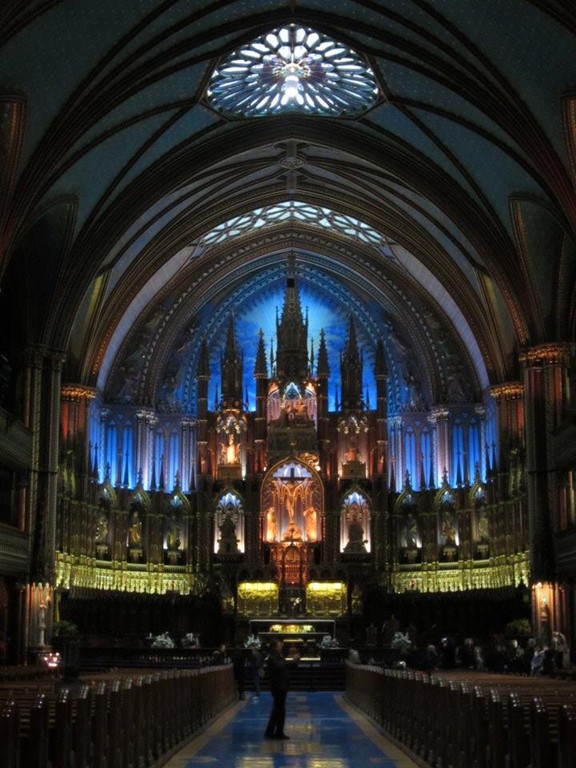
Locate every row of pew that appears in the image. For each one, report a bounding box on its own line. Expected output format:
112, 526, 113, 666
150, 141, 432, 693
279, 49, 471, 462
0, 665, 236, 768
346, 664, 576, 768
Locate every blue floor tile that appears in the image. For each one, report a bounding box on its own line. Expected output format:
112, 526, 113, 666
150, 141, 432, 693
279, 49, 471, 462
170, 692, 417, 767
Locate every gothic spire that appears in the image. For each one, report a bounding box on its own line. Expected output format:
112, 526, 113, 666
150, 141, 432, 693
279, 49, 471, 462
419, 454, 426, 490
316, 329, 330, 378
254, 328, 268, 378
220, 315, 243, 408
123, 451, 129, 487
389, 456, 396, 491
275, 257, 309, 382
340, 314, 363, 410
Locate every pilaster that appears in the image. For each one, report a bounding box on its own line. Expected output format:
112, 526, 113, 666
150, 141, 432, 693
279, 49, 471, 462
519, 343, 575, 582
25, 345, 66, 584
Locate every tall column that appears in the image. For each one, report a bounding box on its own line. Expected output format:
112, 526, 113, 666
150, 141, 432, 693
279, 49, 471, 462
430, 408, 450, 484
98, 407, 111, 480
489, 383, 524, 472
60, 385, 98, 559
519, 344, 574, 582
375, 338, 388, 477
60, 385, 97, 492
136, 409, 156, 487
475, 404, 487, 479
389, 416, 403, 491
180, 418, 195, 493
24, 345, 66, 584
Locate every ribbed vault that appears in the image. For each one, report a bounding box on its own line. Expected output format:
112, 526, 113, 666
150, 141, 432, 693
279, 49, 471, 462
0, 1, 574, 417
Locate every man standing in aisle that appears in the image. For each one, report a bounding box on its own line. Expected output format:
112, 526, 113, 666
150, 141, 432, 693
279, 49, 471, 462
264, 638, 298, 740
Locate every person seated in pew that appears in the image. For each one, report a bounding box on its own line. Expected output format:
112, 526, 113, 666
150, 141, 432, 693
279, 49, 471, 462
422, 644, 439, 674
210, 643, 228, 665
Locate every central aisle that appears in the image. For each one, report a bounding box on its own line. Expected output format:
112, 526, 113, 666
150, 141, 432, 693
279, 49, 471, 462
163, 691, 422, 768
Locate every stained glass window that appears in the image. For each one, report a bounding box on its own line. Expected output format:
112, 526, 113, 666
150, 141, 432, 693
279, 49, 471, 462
207, 25, 379, 117
200, 200, 387, 248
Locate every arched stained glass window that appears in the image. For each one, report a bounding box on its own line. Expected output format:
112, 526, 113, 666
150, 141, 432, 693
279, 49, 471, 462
200, 200, 387, 248
207, 25, 379, 117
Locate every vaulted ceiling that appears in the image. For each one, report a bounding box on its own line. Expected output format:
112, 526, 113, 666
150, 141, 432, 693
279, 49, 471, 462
1, 1, 575, 412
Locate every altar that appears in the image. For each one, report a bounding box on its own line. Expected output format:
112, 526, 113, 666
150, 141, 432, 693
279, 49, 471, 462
248, 618, 337, 655
237, 581, 347, 617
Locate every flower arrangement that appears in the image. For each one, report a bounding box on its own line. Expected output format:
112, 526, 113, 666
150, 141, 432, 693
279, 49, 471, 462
182, 632, 199, 648
52, 620, 79, 638
151, 631, 175, 648
244, 634, 261, 649
504, 618, 532, 640
391, 631, 412, 654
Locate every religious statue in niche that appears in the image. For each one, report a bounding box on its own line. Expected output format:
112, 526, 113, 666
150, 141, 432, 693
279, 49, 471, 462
475, 505, 490, 558
281, 476, 304, 541
220, 433, 240, 465
344, 437, 360, 463
128, 509, 143, 547
166, 516, 181, 551
477, 509, 489, 542
95, 509, 109, 545
339, 416, 368, 479
344, 500, 368, 554
218, 511, 239, 554
261, 461, 322, 546
303, 506, 318, 542
440, 507, 456, 547
351, 583, 363, 613
265, 506, 278, 542
404, 513, 418, 549
284, 383, 310, 422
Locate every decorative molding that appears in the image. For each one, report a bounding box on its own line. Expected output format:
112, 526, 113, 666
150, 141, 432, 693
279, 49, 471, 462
519, 343, 576, 367
61, 385, 98, 402
392, 551, 530, 593
489, 382, 523, 400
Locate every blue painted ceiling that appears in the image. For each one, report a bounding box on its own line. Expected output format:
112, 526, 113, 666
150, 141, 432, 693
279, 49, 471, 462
0, 0, 574, 409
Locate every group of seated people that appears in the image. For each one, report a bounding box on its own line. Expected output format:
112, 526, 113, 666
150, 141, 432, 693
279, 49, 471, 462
348, 630, 570, 677
433, 632, 569, 676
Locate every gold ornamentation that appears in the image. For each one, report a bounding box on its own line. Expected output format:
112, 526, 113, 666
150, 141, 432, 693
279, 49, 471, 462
61, 385, 98, 401
391, 551, 530, 593
519, 343, 575, 367
489, 382, 523, 400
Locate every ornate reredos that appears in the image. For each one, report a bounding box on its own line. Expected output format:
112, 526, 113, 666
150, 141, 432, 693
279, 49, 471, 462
260, 459, 324, 544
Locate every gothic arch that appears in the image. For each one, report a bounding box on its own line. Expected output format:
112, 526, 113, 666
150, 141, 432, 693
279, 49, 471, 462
260, 458, 324, 544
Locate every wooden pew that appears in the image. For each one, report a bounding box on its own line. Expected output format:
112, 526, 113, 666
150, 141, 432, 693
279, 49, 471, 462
72, 686, 90, 768
471, 685, 489, 768
346, 667, 576, 768
0, 665, 236, 768
530, 696, 555, 768
53, 688, 73, 768
557, 703, 576, 768
23, 693, 49, 768
0, 699, 20, 768
507, 692, 530, 768
91, 682, 108, 768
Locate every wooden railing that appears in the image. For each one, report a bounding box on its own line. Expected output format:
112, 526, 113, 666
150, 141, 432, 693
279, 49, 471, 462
0, 665, 235, 768
346, 664, 576, 768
